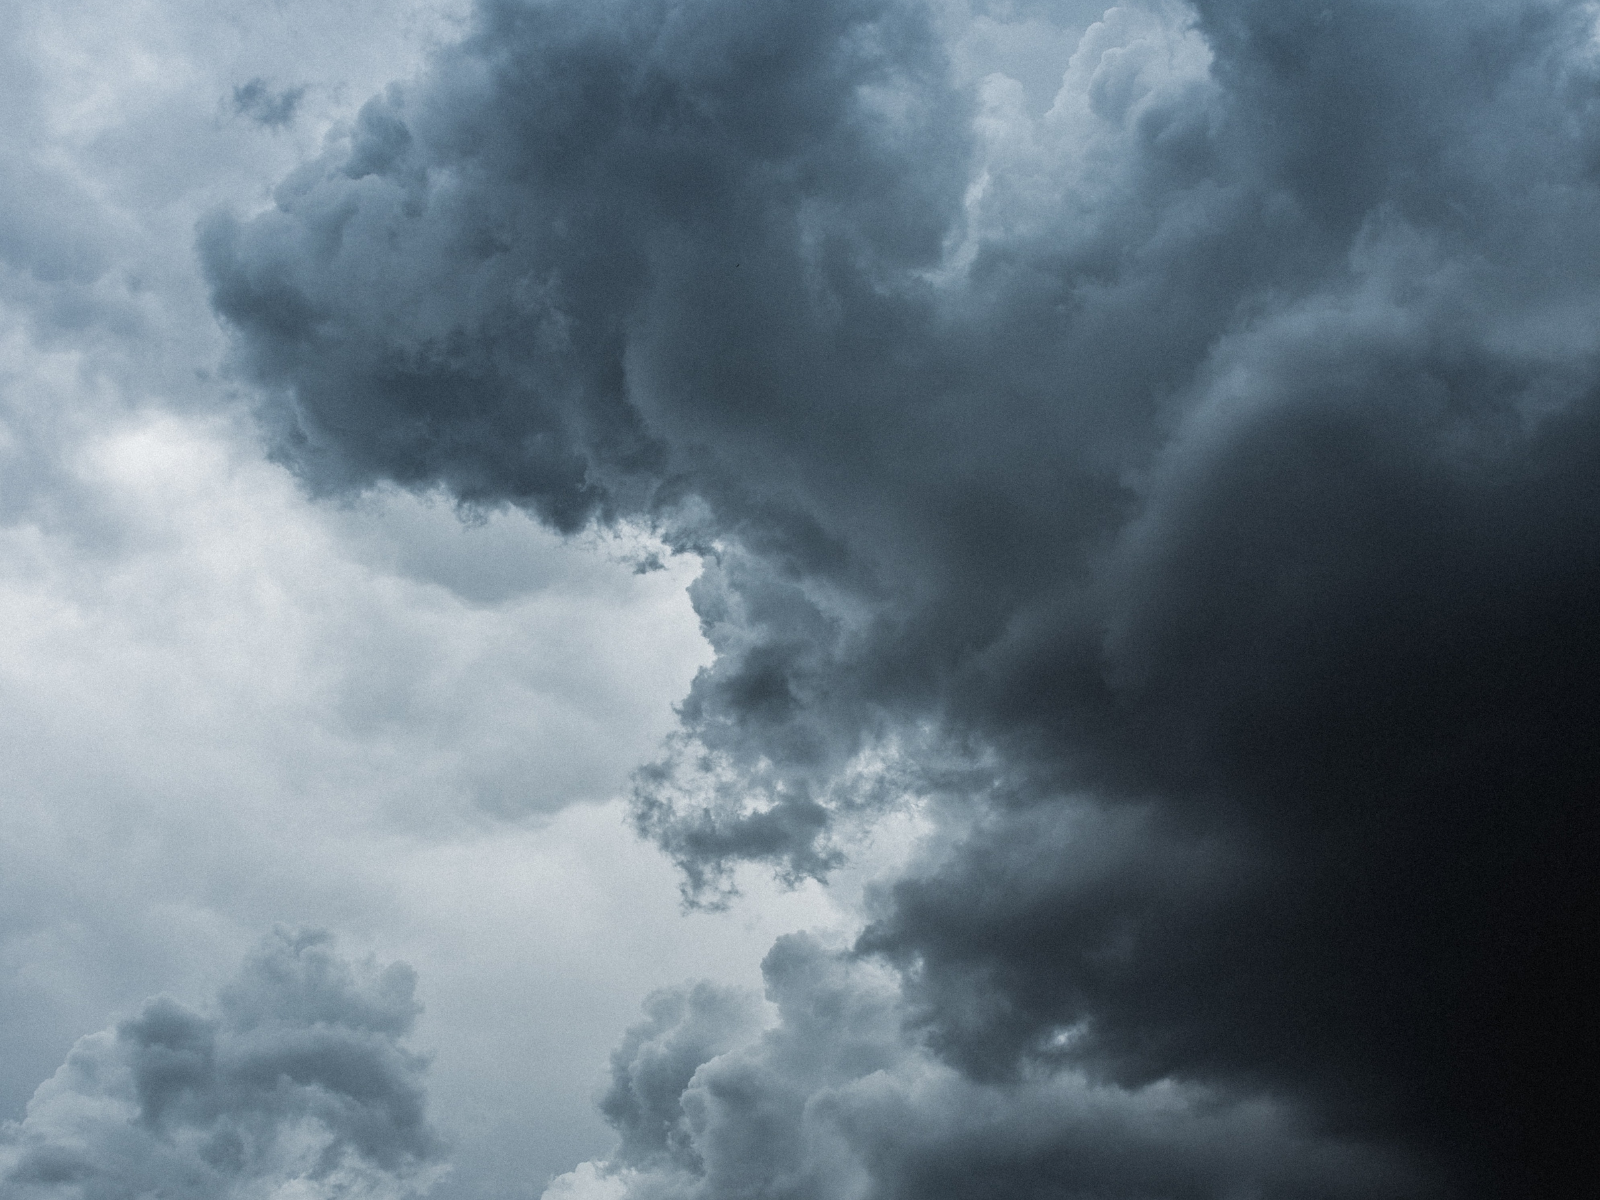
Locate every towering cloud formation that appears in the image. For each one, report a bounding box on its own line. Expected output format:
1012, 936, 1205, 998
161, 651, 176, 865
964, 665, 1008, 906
204, 0, 1600, 1194
0, 930, 443, 1200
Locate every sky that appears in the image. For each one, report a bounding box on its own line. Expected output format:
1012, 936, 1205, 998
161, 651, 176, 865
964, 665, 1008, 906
1, 2, 1595, 1198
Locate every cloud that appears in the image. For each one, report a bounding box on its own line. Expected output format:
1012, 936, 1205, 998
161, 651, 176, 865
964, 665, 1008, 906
203, 0, 1600, 1192
0, 403, 729, 1191
548, 934, 1429, 1200
0, 929, 445, 1200
2, 1, 836, 1195
233, 80, 308, 130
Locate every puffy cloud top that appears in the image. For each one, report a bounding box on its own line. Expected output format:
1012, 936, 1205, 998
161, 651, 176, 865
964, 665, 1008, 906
0, 929, 443, 1200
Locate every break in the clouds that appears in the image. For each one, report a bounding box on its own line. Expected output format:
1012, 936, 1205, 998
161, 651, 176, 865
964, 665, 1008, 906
0, 930, 442, 1200
202, 0, 1600, 1195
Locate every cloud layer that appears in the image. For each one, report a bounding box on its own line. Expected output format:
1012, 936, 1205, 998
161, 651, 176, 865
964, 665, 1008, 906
204, 0, 1600, 1194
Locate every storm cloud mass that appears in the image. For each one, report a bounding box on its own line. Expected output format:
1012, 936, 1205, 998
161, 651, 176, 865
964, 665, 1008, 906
201, 0, 1599, 1195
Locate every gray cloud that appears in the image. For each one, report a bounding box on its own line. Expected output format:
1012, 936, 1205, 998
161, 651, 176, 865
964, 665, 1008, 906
232, 79, 308, 130
0, 928, 444, 1199
557, 935, 1428, 1200
204, 0, 1600, 1192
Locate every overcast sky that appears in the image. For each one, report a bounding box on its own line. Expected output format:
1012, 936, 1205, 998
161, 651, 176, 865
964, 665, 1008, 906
3, 2, 1596, 1198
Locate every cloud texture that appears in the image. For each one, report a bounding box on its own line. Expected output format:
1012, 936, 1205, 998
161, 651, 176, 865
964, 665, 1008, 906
552, 934, 1423, 1200
0, 930, 442, 1199
204, 0, 1600, 1193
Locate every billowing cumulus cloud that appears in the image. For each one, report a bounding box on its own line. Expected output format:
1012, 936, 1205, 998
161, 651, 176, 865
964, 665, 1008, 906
0, 929, 443, 1199
550, 934, 1425, 1200
203, 0, 1600, 1194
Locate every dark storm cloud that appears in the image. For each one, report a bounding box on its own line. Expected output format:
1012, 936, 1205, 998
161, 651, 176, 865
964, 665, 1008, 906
204, 0, 1600, 1194
0, 929, 443, 1199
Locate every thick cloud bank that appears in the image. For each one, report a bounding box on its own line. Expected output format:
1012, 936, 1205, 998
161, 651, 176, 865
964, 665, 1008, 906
0, 930, 442, 1200
205, 0, 1600, 1194
551, 934, 1423, 1200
